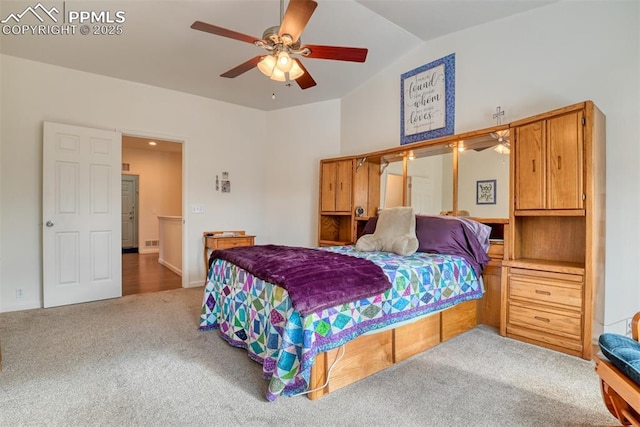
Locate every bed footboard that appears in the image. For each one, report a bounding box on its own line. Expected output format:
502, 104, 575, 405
308, 299, 477, 399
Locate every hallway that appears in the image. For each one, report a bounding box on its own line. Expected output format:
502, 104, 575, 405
122, 253, 182, 296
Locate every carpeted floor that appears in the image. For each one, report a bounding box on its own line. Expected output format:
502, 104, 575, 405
0, 287, 614, 426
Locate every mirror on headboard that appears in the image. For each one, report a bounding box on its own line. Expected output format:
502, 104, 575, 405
457, 133, 510, 218
378, 127, 510, 220
379, 153, 404, 209
406, 144, 453, 215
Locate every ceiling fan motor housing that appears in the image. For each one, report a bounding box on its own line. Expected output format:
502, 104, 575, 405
259, 26, 301, 52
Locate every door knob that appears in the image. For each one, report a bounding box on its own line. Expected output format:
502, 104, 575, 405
45, 221, 54, 227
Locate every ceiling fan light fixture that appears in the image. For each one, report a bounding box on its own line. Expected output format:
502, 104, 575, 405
276, 51, 294, 72
494, 143, 511, 155
257, 55, 277, 77
288, 60, 304, 80
270, 66, 287, 82
267, 56, 304, 82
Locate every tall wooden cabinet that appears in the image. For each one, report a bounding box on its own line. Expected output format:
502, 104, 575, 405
318, 158, 380, 246
502, 101, 605, 360
321, 160, 353, 212
515, 110, 585, 210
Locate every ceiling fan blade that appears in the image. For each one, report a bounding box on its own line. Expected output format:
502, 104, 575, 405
191, 21, 259, 45
293, 59, 316, 90
278, 0, 318, 43
220, 56, 262, 78
303, 45, 368, 62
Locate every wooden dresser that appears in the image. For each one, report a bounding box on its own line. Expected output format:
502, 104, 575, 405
203, 230, 255, 278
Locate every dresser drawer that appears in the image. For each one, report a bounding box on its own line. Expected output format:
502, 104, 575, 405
214, 237, 254, 249
509, 268, 583, 308
509, 278, 582, 310
508, 302, 581, 339
506, 324, 583, 354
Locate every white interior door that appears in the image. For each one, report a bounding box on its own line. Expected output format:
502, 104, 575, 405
43, 122, 122, 308
410, 175, 434, 214
384, 173, 404, 208
121, 175, 138, 249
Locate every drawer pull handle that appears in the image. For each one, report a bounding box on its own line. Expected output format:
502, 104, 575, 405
535, 290, 551, 296
534, 316, 551, 323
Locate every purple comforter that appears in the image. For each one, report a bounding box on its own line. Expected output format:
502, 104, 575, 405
209, 244, 391, 316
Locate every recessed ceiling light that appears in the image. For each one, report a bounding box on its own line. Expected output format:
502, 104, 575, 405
148, 141, 157, 146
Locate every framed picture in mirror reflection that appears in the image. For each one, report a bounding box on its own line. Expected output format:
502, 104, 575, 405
476, 179, 496, 205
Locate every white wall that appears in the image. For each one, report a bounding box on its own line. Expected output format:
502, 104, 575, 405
0, 49, 3, 311
341, 1, 640, 333
0, 54, 343, 312
263, 100, 341, 247
0, 56, 265, 311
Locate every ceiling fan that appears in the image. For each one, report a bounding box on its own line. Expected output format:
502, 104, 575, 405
490, 130, 511, 154
190, 0, 368, 90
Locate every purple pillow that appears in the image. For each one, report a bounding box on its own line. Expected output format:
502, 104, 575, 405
361, 216, 378, 235
415, 215, 490, 278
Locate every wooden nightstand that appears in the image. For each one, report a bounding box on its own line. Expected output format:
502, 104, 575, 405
203, 230, 255, 279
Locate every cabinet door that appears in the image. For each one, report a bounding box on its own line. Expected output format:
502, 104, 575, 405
321, 162, 337, 211
335, 160, 353, 212
547, 111, 584, 209
515, 121, 546, 209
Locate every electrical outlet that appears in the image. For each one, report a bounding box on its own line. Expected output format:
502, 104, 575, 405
16, 288, 24, 299
627, 318, 633, 335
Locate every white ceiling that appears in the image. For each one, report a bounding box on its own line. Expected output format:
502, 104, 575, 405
0, 0, 558, 111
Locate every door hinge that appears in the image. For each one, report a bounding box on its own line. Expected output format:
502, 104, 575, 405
582, 193, 586, 201
582, 117, 586, 126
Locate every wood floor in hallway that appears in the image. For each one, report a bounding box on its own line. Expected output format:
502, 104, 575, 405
122, 253, 182, 296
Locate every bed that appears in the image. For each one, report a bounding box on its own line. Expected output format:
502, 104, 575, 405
199, 213, 491, 401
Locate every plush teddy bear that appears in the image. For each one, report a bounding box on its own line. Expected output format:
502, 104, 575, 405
355, 206, 418, 256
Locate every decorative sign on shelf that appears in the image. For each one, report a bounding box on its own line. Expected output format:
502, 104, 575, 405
400, 53, 455, 145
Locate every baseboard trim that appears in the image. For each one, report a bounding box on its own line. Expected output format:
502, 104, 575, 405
138, 248, 159, 255
0, 301, 41, 313
158, 258, 182, 276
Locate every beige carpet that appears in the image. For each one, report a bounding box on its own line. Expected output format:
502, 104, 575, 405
0, 287, 614, 426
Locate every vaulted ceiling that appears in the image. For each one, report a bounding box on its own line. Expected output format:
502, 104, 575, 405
0, 0, 558, 111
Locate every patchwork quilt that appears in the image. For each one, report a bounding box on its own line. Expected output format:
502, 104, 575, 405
199, 246, 484, 401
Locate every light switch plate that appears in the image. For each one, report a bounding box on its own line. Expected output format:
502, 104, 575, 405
191, 204, 204, 214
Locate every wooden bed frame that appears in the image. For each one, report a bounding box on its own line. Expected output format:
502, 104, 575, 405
308, 298, 478, 399
305, 232, 505, 400
595, 312, 640, 425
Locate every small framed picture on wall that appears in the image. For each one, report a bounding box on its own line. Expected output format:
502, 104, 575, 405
476, 179, 496, 205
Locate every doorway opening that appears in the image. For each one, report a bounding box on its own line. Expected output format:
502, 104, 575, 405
121, 135, 183, 296
122, 174, 139, 253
